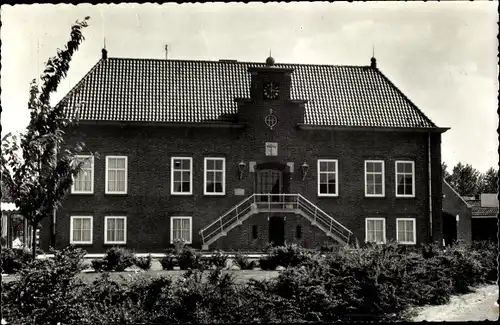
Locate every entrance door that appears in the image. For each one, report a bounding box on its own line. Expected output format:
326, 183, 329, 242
269, 216, 285, 246
442, 212, 457, 247
256, 169, 282, 202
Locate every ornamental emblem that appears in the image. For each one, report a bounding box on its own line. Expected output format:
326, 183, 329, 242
264, 109, 278, 130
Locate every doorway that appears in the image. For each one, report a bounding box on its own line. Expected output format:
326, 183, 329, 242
256, 169, 282, 202
442, 212, 457, 247
269, 216, 285, 246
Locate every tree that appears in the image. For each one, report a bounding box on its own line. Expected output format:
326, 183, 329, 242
447, 162, 482, 197
1, 17, 94, 259
441, 162, 451, 182
479, 167, 498, 194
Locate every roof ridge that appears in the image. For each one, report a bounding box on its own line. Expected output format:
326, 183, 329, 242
374, 68, 437, 128
105, 56, 369, 68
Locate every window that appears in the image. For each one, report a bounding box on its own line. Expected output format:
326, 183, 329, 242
252, 225, 258, 239
71, 155, 94, 194
317, 159, 338, 196
104, 216, 127, 244
171, 157, 193, 195
296, 225, 302, 239
70, 216, 93, 244
396, 161, 415, 197
365, 160, 385, 197
365, 218, 386, 244
204, 158, 225, 195
170, 217, 192, 244
396, 218, 416, 244
105, 156, 128, 194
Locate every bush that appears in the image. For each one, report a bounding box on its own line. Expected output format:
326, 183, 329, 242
1, 247, 33, 274
160, 253, 177, 270
259, 244, 312, 269
233, 252, 256, 270
91, 259, 108, 272
2, 248, 90, 325
206, 250, 228, 268
134, 254, 152, 271
177, 247, 206, 270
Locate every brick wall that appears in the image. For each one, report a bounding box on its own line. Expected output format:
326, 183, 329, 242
442, 180, 472, 244
39, 121, 442, 253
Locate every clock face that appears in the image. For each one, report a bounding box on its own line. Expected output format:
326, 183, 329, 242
263, 82, 280, 100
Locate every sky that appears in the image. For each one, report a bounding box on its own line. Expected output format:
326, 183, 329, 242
1, 2, 498, 173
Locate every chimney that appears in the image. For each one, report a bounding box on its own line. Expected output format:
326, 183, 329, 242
370, 56, 377, 69
101, 48, 108, 60
165, 45, 168, 60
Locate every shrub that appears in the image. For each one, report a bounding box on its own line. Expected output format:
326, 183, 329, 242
259, 243, 312, 269
177, 247, 206, 270
134, 254, 152, 271
2, 248, 91, 325
97, 247, 135, 272
233, 252, 256, 270
160, 253, 177, 270
0, 247, 33, 274
207, 250, 228, 268
91, 259, 108, 272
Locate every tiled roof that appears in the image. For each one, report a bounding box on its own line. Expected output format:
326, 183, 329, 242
465, 200, 499, 216
60, 57, 437, 128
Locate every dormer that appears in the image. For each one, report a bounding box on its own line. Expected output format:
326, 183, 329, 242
248, 56, 295, 102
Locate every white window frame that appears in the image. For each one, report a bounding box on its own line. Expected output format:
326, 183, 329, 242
203, 157, 226, 195
317, 159, 339, 197
105, 156, 128, 195
365, 160, 385, 197
395, 161, 415, 198
170, 216, 192, 244
365, 218, 386, 244
170, 157, 193, 195
396, 218, 417, 245
70, 216, 93, 245
104, 216, 127, 245
71, 155, 94, 194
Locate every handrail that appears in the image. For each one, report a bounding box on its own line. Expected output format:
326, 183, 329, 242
200, 193, 353, 247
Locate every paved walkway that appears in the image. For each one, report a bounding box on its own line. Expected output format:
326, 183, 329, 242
411, 284, 499, 321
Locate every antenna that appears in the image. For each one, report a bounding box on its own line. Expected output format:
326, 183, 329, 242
372, 44, 375, 58
104, 36, 106, 50
269, 49, 272, 57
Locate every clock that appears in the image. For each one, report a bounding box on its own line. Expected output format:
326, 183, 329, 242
263, 81, 280, 100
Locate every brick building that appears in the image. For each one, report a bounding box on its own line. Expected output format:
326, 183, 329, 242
39, 50, 448, 253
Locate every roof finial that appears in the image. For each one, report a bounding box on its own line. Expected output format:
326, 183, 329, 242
370, 45, 376, 69
266, 49, 275, 66
104, 36, 106, 50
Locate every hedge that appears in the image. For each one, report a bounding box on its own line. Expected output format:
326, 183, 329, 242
2, 241, 497, 324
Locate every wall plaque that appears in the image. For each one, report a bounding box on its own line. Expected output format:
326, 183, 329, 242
265, 142, 278, 156
234, 188, 245, 196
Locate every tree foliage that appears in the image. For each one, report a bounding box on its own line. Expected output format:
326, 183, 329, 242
443, 161, 498, 196
1, 17, 93, 259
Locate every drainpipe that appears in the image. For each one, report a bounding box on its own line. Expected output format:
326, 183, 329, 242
52, 207, 56, 248
428, 132, 433, 242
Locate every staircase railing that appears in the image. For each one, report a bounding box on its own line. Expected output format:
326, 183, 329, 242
199, 193, 354, 248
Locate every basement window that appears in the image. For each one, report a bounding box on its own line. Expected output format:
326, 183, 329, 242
296, 225, 302, 239
252, 225, 258, 239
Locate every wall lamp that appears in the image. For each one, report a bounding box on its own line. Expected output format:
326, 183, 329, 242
301, 162, 309, 181
238, 161, 246, 180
